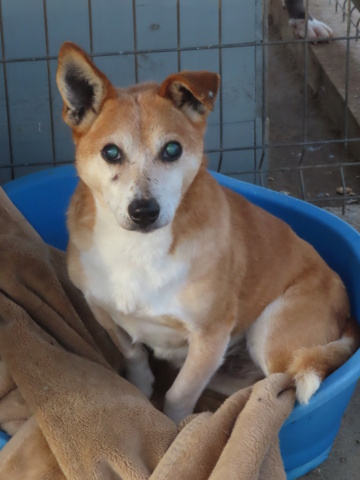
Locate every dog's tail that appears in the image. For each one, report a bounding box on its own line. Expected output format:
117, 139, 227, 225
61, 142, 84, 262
287, 317, 360, 404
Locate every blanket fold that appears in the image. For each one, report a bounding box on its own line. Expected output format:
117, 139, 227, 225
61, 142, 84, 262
0, 186, 295, 479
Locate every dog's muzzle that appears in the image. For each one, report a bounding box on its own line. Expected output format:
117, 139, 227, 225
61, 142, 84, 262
128, 198, 160, 230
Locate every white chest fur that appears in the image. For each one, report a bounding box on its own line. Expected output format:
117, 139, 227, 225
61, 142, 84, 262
80, 199, 191, 351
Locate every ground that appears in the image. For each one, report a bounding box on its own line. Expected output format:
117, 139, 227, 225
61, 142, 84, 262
267, 25, 360, 480
267, 28, 360, 206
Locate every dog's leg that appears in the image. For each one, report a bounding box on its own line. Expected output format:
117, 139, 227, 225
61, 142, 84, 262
247, 290, 358, 405
163, 329, 231, 423
89, 303, 155, 398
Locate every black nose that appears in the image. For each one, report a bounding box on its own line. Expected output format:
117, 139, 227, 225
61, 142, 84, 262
128, 198, 160, 227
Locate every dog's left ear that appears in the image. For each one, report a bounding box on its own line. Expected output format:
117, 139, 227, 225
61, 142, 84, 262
159, 71, 220, 123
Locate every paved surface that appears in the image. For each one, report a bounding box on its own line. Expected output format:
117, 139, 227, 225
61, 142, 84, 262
300, 205, 360, 480
325, 205, 360, 232
267, 20, 360, 480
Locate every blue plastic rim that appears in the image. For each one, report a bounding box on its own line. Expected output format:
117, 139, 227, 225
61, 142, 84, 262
2, 166, 360, 479
0, 431, 10, 450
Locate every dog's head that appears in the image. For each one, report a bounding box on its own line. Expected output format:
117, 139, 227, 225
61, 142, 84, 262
56, 42, 219, 232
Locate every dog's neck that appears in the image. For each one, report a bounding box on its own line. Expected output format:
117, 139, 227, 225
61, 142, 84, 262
170, 165, 225, 251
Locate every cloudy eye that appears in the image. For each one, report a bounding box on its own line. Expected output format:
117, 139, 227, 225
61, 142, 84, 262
161, 141, 182, 161
101, 144, 122, 163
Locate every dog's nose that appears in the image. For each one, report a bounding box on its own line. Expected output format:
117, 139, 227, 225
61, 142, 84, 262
128, 198, 160, 227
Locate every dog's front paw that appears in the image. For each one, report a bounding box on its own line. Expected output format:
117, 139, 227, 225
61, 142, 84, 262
126, 363, 155, 399
289, 18, 333, 41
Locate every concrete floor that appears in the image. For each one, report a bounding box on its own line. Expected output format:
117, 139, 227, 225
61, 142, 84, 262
302, 200, 360, 480
267, 30, 360, 205
302, 202, 360, 480
268, 26, 360, 480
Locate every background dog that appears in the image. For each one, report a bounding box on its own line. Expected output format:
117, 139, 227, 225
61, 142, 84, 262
285, 0, 333, 40
56, 42, 358, 423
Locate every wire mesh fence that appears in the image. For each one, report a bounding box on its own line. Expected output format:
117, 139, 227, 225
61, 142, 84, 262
0, 0, 359, 211
266, 0, 360, 212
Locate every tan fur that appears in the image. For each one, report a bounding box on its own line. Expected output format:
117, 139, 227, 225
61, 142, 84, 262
57, 42, 360, 422
286, 317, 360, 378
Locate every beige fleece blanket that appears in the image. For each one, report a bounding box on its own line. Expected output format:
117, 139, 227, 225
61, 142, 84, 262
0, 187, 295, 479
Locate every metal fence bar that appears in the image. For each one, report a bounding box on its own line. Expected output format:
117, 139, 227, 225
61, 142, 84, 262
216, 0, 224, 173
0, 135, 359, 161
253, 44, 257, 184
0, 0, 14, 180
298, 0, 310, 200
132, 0, 138, 83
258, 0, 269, 187
340, 165, 347, 214
1, 157, 358, 175
343, 0, 351, 147
2, 34, 360, 65
88, 0, 93, 54
42, 0, 56, 168
176, 0, 181, 72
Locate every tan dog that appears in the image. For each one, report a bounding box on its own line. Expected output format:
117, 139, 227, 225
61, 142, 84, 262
56, 42, 359, 423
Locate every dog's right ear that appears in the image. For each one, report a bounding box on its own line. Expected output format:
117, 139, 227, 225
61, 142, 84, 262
56, 42, 117, 133
159, 71, 220, 124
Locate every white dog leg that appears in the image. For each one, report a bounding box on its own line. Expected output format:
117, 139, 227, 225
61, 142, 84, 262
89, 303, 155, 398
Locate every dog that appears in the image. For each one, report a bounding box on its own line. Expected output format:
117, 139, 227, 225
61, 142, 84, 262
56, 42, 358, 423
284, 0, 333, 40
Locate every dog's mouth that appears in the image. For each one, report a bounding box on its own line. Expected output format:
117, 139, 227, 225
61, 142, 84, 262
121, 216, 168, 234
127, 222, 161, 234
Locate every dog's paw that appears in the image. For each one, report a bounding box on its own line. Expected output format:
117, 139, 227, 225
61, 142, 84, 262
163, 398, 193, 424
289, 18, 333, 41
126, 363, 155, 399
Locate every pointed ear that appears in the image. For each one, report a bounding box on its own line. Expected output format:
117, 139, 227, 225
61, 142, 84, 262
56, 42, 117, 132
159, 71, 220, 123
